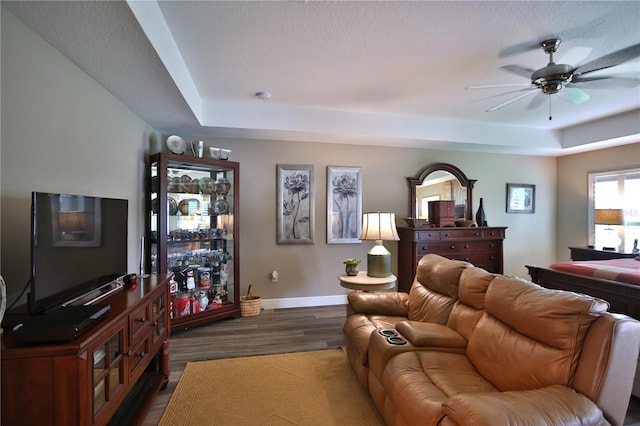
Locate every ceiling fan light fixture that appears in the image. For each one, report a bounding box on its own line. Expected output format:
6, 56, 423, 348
539, 80, 565, 94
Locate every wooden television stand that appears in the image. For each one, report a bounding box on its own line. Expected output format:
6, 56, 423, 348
1, 274, 171, 426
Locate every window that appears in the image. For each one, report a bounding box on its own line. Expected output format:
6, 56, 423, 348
588, 167, 640, 252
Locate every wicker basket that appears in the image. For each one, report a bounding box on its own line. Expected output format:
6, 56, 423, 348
240, 284, 262, 317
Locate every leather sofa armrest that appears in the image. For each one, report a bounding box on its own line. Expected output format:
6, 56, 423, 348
346, 292, 409, 316
396, 321, 467, 348
441, 384, 606, 426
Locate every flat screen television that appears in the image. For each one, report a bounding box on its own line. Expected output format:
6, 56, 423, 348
28, 191, 128, 315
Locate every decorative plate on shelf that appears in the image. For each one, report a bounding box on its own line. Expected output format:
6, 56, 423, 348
167, 177, 178, 193
178, 198, 200, 215
179, 175, 197, 193
199, 177, 215, 194
168, 197, 178, 215
213, 198, 230, 214
167, 135, 186, 155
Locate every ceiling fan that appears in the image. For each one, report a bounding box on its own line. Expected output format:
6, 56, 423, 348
468, 38, 640, 118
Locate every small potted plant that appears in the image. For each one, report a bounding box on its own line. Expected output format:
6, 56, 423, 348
343, 258, 361, 276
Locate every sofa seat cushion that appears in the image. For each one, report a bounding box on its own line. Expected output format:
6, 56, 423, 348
383, 351, 498, 425
442, 385, 605, 426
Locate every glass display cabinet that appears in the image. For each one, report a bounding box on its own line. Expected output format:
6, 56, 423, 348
148, 153, 240, 330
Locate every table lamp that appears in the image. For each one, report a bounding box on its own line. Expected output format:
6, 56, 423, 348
359, 212, 399, 278
594, 208, 624, 250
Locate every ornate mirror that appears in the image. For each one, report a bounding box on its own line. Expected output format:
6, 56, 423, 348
407, 163, 476, 222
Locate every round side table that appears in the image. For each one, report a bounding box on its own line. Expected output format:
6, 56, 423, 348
339, 271, 397, 292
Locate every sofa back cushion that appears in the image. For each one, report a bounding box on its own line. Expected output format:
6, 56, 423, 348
466, 275, 609, 391
408, 254, 471, 323
446, 267, 495, 340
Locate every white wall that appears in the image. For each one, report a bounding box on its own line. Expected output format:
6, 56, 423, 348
1, 7, 582, 310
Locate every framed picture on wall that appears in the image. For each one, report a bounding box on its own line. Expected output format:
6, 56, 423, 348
277, 164, 315, 244
506, 183, 535, 214
327, 166, 362, 244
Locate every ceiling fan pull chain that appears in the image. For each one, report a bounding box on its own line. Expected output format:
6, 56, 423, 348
549, 96, 553, 121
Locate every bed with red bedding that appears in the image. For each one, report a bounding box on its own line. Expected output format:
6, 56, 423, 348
526, 257, 640, 320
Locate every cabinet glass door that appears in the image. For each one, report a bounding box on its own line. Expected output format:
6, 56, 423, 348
92, 330, 124, 419
149, 154, 238, 324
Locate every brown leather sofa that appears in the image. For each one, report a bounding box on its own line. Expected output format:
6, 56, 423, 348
344, 259, 640, 426
343, 254, 474, 386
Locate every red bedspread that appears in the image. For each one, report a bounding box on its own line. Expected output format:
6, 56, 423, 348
550, 258, 640, 286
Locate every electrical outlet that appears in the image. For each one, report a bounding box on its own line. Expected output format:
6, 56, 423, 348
271, 270, 279, 283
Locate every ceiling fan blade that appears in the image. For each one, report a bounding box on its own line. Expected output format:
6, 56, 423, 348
572, 75, 640, 88
574, 43, 640, 76
486, 89, 539, 112
466, 83, 532, 90
499, 40, 550, 58
557, 87, 590, 104
558, 46, 593, 67
500, 65, 536, 79
526, 92, 546, 110
578, 60, 640, 77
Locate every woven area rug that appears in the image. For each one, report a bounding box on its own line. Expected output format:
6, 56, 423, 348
159, 349, 384, 425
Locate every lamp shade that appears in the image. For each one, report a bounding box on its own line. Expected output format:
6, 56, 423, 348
359, 212, 399, 278
359, 212, 399, 241
594, 209, 624, 226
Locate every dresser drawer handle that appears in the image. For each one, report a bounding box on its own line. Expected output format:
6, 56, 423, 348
137, 317, 146, 323
463, 244, 470, 249
489, 243, 495, 248
475, 232, 481, 236
450, 245, 456, 250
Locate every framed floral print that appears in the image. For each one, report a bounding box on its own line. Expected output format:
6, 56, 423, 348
327, 166, 362, 244
277, 164, 315, 244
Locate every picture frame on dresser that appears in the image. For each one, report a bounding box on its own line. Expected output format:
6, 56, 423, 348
326, 166, 362, 244
506, 183, 535, 214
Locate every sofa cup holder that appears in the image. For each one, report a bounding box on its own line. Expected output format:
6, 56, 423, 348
379, 329, 406, 345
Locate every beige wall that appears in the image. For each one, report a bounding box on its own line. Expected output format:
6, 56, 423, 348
4, 7, 631, 310
556, 143, 640, 261
160, 139, 558, 302
1, 9, 154, 304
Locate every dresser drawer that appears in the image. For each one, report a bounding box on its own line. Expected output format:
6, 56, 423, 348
416, 231, 442, 240
483, 228, 505, 239
449, 253, 500, 269
129, 303, 151, 340
456, 241, 502, 253
417, 241, 459, 255
441, 229, 483, 239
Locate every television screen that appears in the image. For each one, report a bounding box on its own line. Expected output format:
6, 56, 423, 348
29, 192, 128, 314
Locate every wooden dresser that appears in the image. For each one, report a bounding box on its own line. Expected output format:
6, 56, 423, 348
397, 226, 507, 292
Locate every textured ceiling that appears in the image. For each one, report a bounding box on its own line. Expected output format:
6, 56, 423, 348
4, 1, 640, 156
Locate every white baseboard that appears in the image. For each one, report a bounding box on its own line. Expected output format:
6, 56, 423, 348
261, 295, 347, 310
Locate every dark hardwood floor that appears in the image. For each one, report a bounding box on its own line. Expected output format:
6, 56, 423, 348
141, 304, 640, 426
